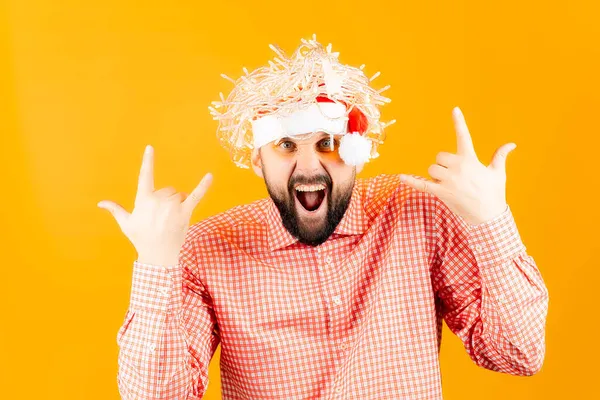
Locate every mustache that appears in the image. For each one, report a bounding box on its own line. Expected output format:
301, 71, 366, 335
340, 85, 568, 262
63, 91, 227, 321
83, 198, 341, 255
288, 173, 332, 192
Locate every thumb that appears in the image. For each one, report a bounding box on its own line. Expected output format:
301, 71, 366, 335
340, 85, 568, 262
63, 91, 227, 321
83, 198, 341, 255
97, 200, 130, 227
490, 143, 517, 171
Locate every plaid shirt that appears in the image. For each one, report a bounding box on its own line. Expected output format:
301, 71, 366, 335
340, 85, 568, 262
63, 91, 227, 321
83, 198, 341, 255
116, 173, 549, 399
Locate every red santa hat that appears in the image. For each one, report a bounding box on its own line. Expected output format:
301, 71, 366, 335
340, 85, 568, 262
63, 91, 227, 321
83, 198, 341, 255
209, 35, 394, 169
316, 95, 372, 166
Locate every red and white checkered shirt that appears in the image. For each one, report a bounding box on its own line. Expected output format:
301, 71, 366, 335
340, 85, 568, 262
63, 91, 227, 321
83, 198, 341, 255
116, 173, 549, 399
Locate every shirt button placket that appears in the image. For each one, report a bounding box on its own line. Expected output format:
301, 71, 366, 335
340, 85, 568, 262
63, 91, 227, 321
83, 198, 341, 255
332, 295, 342, 306
339, 335, 350, 355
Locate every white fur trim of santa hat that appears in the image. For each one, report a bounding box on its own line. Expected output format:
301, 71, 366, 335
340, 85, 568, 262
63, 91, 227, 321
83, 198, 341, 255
251, 102, 347, 149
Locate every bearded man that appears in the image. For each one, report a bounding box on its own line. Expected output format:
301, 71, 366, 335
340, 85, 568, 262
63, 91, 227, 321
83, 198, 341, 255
99, 35, 549, 400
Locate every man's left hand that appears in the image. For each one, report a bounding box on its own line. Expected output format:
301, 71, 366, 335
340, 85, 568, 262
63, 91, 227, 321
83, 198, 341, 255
399, 106, 516, 226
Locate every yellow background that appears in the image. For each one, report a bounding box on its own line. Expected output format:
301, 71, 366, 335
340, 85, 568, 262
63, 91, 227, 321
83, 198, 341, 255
1, 0, 597, 398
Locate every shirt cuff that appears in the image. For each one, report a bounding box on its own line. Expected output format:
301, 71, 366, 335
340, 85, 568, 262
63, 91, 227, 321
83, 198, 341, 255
467, 205, 527, 269
129, 260, 183, 313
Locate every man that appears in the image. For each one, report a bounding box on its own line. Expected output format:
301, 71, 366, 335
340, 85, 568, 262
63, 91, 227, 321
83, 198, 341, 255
99, 35, 549, 399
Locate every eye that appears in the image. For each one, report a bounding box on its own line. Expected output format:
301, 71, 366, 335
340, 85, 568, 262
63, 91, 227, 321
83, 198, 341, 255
277, 140, 296, 150
318, 137, 338, 150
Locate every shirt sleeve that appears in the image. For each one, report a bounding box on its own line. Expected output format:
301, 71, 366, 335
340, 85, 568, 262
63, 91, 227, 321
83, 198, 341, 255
116, 237, 220, 399
431, 196, 549, 376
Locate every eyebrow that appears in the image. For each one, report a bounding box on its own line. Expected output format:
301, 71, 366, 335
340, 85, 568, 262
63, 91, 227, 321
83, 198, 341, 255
279, 132, 332, 142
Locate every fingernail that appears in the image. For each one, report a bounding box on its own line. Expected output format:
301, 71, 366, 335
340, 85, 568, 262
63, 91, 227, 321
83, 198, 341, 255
145, 145, 152, 153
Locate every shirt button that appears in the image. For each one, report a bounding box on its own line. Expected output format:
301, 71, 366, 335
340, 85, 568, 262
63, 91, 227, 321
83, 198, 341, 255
332, 295, 342, 305
340, 343, 348, 350
498, 295, 506, 304
325, 255, 333, 264
474, 244, 483, 252
158, 287, 169, 295
335, 386, 342, 393
148, 343, 156, 352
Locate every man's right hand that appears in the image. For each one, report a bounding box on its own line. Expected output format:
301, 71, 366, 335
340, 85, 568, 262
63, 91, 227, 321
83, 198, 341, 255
97, 145, 213, 266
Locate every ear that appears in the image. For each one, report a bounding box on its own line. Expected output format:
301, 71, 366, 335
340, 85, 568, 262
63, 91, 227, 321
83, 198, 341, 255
251, 147, 264, 178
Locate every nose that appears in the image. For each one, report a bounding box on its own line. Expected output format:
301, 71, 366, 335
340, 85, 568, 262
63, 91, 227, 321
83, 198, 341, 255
294, 144, 323, 174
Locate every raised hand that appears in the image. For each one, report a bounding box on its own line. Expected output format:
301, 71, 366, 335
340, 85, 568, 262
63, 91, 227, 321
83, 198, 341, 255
399, 107, 516, 226
97, 145, 213, 266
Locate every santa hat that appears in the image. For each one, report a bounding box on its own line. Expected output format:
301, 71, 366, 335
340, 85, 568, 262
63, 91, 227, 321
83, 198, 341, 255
319, 96, 373, 166
209, 34, 395, 168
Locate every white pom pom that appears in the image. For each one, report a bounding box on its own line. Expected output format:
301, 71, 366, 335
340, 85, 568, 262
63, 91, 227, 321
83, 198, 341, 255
338, 133, 372, 166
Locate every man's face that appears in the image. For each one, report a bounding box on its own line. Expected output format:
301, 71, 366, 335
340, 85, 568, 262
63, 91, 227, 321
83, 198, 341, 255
253, 132, 357, 246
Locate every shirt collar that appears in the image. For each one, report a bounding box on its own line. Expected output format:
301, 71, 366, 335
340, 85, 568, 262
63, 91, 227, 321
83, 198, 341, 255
265, 199, 299, 251
265, 179, 369, 252
333, 179, 369, 236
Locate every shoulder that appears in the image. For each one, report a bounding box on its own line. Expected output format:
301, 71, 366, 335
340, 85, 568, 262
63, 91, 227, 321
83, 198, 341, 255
184, 198, 272, 252
358, 173, 438, 218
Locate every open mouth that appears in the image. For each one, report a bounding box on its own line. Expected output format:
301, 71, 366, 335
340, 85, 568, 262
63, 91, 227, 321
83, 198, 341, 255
294, 184, 327, 212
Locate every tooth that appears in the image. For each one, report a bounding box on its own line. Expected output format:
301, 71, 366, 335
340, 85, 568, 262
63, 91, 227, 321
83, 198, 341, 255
295, 184, 327, 192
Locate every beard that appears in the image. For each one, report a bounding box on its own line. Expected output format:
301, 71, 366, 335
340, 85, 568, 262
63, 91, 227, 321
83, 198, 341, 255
263, 168, 355, 247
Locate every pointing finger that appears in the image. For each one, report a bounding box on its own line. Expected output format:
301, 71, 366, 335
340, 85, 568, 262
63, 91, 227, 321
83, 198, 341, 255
453, 107, 476, 158
136, 145, 155, 199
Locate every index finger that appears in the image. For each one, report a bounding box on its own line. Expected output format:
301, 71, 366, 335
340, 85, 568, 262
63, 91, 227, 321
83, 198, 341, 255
136, 145, 155, 197
453, 107, 476, 158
